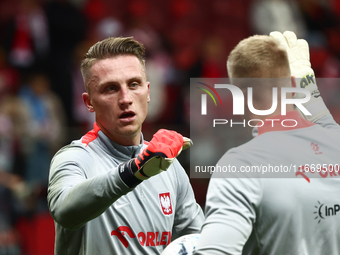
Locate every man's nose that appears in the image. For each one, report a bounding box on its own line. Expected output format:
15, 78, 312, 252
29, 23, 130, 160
119, 87, 132, 105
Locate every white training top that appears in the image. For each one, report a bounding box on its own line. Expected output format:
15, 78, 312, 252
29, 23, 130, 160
195, 111, 340, 255
48, 123, 204, 255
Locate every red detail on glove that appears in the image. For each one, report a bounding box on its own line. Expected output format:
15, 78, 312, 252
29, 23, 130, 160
135, 157, 142, 168
147, 129, 183, 158
134, 130, 183, 169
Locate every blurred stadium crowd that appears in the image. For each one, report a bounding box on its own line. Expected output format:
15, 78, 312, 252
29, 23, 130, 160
0, 0, 339, 253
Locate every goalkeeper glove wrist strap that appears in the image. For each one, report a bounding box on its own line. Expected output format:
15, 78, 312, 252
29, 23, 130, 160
118, 159, 142, 189
304, 98, 330, 122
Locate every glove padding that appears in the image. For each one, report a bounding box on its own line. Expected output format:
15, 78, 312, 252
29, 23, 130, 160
118, 129, 192, 188
269, 30, 330, 122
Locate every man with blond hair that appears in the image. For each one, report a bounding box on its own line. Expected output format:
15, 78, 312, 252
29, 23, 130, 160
48, 37, 203, 255
194, 32, 340, 255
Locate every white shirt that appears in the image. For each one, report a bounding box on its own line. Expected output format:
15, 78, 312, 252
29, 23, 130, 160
195, 111, 340, 255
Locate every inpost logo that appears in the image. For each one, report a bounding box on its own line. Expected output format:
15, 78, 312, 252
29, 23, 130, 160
314, 201, 340, 224
197, 82, 312, 128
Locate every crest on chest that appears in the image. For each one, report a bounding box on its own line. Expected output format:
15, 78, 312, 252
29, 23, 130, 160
159, 192, 173, 216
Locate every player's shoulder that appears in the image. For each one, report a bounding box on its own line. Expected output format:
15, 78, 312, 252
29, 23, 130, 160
219, 128, 303, 163
253, 122, 340, 146
224, 122, 339, 161
52, 138, 93, 164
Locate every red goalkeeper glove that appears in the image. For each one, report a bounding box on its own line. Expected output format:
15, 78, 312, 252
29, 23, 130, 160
118, 129, 193, 188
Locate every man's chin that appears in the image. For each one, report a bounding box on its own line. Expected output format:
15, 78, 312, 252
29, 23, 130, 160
117, 126, 141, 138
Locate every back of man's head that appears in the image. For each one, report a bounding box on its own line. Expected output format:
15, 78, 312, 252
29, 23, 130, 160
81, 37, 146, 92
227, 35, 290, 79
227, 35, 293, 116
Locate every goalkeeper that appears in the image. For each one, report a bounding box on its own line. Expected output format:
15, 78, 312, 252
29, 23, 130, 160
194, 31, 340, 255
47, 37, 203, 255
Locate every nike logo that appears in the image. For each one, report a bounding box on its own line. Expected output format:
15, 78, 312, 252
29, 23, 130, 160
114, 202, 130, 209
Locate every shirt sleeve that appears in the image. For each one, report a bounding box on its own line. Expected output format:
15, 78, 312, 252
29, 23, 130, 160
315, 114, 340, 130
194, 152, 263, 255
171, 159, 204, 239
47, 145, 133, 230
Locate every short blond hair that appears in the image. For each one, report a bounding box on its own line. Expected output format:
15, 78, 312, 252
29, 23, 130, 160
81, 37, 146, 92
227, 35, 290, 79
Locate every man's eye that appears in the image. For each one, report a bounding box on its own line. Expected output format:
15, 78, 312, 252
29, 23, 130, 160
131, 82, 139, 88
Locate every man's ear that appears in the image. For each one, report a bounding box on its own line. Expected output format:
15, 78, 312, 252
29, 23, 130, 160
83, 92, 95, 112
147, 82, 150, 103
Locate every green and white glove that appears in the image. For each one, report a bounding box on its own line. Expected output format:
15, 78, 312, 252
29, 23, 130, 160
270, 30, 330, 122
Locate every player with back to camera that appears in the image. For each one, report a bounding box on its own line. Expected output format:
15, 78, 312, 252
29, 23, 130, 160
194, 31, 340, 255
47, 37, 204, 255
